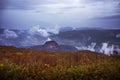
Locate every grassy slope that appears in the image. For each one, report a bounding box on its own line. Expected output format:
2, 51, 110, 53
0, 46, 120, 80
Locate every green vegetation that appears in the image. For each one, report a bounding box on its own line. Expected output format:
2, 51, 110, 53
0, 46, 120, 80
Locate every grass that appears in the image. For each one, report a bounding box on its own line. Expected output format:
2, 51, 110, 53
0, 46, 120, 80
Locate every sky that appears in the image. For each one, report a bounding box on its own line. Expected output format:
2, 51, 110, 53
0, 0, 120, 29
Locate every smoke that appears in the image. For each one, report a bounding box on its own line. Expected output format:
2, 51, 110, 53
0, 27, 120, 56
87, 42, 96, 52
99, 43, 117, 55
76, 42, 96, 52
46, 37, 52, 41
28, 25, 60, 37
100, 43, 108, 52
0, 24, 60, 47
28, 25, 49, 37
100, 43, 110, 55
76, 42, 120, 56
18, 24, 60, 46
2, 29, 18, 38
46, 25, 60, 34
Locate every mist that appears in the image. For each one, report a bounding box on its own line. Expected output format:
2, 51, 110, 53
0, 25, 120, 55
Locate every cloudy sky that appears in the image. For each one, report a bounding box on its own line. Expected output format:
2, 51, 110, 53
0, 0, 120, 29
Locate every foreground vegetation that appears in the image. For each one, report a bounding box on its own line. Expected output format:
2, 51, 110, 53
0, 46, 120, 80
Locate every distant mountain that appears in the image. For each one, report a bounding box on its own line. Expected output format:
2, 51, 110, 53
56, 29, 120, 46
30, 40, 78, 52
59, 27, 105, 32
0, 28, 120, 54
0, 28, 4, 34
75, 27, 104, 30
60, 27, 74, 32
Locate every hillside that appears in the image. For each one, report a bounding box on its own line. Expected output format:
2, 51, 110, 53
30, 40, 78, 52
0, 45, 120, 80
57, 29, 120, 45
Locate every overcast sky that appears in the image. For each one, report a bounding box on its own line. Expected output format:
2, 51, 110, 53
0, 0, 120, 29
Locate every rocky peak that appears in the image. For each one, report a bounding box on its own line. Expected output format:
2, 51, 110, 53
44, 41, 59, 51
30, 40, 77, 52
44, 40, 58, 46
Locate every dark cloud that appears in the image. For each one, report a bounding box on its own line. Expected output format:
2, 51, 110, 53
0, 0, 120, 29
0, 0, 120, 10
0, 0, 7, 9
0, 0, 53, 9
85, 0, 120, 2
97, 15, 120, 20
0, 0, 25, 9
0, 0, 36, 9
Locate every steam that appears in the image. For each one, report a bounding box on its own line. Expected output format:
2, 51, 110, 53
46, 37, 52, 41
28, 25, 60, 37
0, 25, 60, 47
100, 43, 120, 55
19, 24, 60, 46
76, 42, 96, 52
87, 42, 96, 52
76, 42, 120, 56
100, 43, 112, 55
46, 25, 60, 34
28, 25, 49, 37
0, 27, 120, 56
2, 29, 18, 38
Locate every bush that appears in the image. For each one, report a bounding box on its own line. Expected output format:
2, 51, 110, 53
0, 46, 120, 80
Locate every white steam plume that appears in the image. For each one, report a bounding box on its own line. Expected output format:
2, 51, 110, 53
2, 29, 18, 38
76, 42, 96, 52
100, 43, 118, 56
28, 25, 60, 37
76, 42, 120, 56
46, 25, 60, 34
87, 42, 96, 52
29, 25, 49, 37
46, 37, 52, 41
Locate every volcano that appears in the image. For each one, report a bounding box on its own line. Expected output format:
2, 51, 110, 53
30, 40, 77, 52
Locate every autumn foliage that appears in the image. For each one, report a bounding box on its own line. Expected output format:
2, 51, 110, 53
0, 46, 120, 80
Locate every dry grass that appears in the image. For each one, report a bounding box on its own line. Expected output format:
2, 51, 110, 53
0, 46, 120, 80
